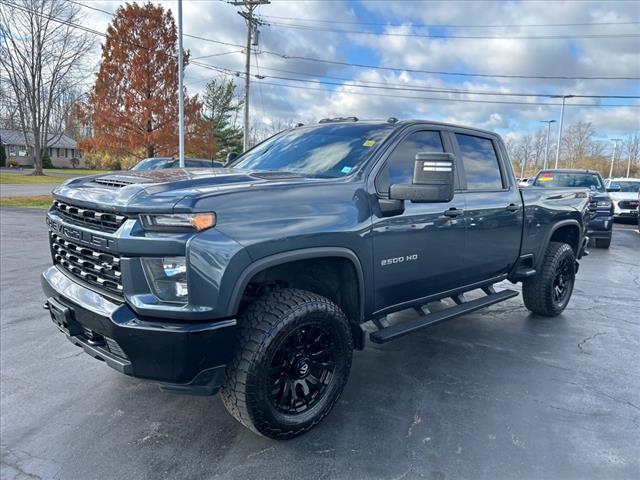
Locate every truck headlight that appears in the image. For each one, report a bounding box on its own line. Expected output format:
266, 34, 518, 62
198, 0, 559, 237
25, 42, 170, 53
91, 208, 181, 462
140, 213, 215, 232
596, 200, 612, 208
141, 257, 188, 303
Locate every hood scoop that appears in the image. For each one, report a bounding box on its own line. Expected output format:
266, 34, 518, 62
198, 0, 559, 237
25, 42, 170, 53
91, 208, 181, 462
93, 175, 157, 188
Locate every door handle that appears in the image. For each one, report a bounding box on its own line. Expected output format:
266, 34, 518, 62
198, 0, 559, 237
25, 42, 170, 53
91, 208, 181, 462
506, 203, 520, 212
443, 208, 464, 217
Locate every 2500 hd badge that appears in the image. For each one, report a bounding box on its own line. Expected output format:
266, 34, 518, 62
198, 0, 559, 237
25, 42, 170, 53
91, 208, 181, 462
381, 254, 419, 266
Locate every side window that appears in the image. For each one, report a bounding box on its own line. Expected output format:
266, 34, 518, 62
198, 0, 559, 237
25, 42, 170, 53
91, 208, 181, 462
455, 133, 504, 190
376, 130, 444, 192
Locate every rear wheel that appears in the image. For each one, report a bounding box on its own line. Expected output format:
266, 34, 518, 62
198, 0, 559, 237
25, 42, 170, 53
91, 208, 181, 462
221, 288, 353, 439
522, 242, 576, 317
595, 238, 611, 249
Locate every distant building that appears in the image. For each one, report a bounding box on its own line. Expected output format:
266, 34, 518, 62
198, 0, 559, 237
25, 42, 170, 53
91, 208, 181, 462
0, 128, 84, 168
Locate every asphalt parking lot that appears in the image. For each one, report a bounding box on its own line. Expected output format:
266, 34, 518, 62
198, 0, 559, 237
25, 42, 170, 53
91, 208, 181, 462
1, 208, 639, 480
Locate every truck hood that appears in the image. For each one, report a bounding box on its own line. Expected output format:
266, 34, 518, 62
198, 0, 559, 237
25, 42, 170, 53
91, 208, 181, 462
52, 168, 325, 212
608, 191, 640, 201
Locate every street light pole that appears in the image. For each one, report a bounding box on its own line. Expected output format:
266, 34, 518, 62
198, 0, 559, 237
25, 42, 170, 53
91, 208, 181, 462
609, 138, 622, 179
540, 119, 556, 170
551, 95, 574, 169
177, 0, 185, 167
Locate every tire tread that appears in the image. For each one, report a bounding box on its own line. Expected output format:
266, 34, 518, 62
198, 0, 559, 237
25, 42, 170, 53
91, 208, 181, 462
221, 288, 352, 439
522, 241, 575, 317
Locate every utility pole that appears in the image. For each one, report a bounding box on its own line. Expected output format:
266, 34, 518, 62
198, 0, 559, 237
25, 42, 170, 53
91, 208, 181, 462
551, 95, 574, 169
609, 138, 621, 179
540, 119, 556, 170
231, 0, 270, 152
177, 0, 185, 167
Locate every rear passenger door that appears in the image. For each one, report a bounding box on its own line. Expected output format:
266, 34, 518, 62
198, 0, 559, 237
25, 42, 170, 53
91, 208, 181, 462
452, 131, 523, 284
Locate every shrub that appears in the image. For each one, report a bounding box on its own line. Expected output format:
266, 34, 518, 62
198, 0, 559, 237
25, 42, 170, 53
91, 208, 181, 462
0, 146, 6, 167
41, 150, 53, 169
6, 159, 20, 168
70, 157, 80, 168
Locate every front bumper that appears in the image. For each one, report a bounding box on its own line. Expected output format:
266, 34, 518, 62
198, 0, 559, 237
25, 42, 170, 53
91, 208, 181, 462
42, 266, 236, 395
587, 211, 613, 239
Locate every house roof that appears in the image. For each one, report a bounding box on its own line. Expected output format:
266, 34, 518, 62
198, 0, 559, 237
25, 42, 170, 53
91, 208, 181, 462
0, 129, 77, 149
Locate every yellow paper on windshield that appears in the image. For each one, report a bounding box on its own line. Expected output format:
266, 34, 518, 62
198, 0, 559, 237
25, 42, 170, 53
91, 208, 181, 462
363, 140, 376, 147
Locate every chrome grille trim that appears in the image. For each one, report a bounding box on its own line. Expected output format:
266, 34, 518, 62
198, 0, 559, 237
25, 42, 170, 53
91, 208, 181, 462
53, 200, 127, 233
50, 232, 123, 297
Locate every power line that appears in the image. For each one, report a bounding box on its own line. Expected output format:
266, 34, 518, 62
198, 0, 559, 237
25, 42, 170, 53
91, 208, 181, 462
64, 0, 640, 81
260, 14, 640, 29
192, 49, 243, 60
265, 20, 640, 40
240, 64, 640, 99
191, 61, 640, 108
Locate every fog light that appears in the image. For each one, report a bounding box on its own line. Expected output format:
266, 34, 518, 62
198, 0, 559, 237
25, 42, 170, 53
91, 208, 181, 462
141, 257, 189, 303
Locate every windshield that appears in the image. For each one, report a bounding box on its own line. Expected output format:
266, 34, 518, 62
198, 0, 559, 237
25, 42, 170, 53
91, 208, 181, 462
131, 158, 176, 170
609, 181, 640, 192
533, 171, 604, 191
233, 123, 394, 178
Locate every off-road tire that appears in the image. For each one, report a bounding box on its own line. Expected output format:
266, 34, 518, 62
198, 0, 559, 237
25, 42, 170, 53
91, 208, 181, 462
595, 238, 611, 249
522, 241, 576, 317
220, 288, 353, 439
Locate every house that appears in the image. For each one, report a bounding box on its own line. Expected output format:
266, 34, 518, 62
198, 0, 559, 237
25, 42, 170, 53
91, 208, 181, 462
0, 128, 84, 168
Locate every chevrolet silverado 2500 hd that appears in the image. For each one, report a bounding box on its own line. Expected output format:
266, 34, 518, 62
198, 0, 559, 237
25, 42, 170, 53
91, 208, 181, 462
42, 118, 590, 439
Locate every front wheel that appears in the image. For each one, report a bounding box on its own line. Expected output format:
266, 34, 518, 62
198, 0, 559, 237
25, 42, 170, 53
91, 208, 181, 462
522, 242, 576, 317
221, 288, 353, 439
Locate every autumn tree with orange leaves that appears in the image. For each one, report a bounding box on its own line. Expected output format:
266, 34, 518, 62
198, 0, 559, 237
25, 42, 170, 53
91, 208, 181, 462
80, 2, 206, 161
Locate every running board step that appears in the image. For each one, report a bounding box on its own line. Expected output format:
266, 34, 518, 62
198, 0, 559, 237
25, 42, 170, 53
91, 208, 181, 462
369, 289, 519, 344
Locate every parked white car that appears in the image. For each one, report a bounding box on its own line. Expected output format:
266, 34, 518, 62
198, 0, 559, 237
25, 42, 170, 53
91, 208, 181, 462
605, 178, 640, 219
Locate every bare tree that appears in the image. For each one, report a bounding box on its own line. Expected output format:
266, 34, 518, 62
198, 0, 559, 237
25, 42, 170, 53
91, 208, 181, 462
248, 118, 297, 147
0, 0, 92, 174
561, 121, 596, 168
531, 128, 547, 169
622, 132, 640, 178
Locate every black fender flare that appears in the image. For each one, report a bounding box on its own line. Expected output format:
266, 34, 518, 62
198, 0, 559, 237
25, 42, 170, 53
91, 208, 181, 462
225, 247, 366, 323
538, 219, 583, 268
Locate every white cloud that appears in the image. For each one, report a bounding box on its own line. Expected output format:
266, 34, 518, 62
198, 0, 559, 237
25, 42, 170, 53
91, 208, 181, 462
73, 0, 640, 140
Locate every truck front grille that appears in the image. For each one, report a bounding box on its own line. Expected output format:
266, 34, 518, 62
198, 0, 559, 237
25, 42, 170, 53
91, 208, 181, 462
50, 232, 123, 297
54, 200, 127, 233
619, 200, 639, 210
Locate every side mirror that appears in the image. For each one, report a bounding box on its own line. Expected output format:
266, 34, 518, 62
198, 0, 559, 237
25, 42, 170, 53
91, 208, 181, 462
606, 183, 621, 192
389, 152, 455, 203
226, 152, 239, 163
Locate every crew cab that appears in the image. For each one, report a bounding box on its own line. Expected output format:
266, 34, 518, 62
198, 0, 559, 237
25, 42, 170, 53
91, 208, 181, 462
532, 169, 613, 248
42, 118, 589, 439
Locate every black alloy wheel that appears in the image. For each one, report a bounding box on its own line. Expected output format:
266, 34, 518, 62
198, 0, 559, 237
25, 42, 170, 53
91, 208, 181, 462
268, 324, 337, 414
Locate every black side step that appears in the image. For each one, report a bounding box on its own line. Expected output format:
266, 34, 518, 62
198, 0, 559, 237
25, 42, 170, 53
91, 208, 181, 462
370, 289, 519, 344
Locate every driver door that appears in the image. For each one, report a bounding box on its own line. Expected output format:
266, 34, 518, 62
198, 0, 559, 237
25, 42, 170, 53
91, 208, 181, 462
371, 128, 466, 314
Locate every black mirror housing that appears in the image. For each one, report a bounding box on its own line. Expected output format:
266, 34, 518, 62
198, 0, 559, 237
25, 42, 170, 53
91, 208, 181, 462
389, 152, 455, 203
226, 152, 239, 163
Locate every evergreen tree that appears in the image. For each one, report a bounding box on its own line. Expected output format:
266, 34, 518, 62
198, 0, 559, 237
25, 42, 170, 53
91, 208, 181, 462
201, 79, 244, 162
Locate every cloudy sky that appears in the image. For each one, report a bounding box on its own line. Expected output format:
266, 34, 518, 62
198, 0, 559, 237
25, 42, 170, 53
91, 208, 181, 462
80, 0, 639, 145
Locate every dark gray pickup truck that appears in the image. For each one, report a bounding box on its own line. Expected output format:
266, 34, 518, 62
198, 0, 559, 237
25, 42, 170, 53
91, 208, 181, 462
42, 118, 589, 438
